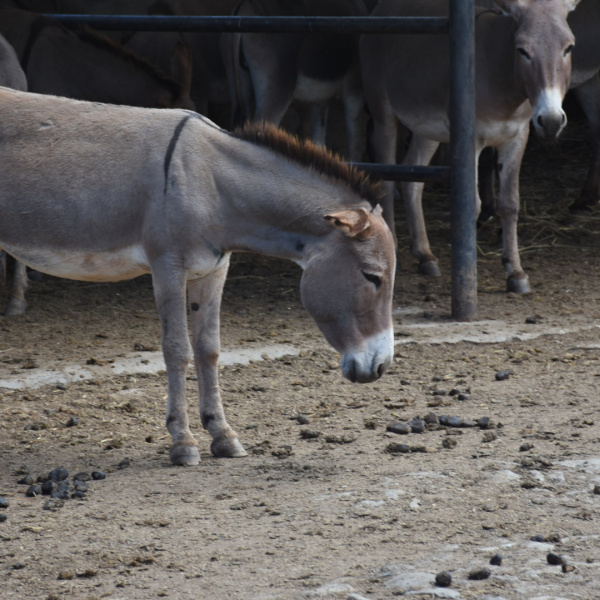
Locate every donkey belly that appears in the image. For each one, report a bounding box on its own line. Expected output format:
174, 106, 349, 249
2, 243, 150, 282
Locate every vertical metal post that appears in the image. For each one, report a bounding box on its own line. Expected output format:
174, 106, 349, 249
449, 0, 477, 321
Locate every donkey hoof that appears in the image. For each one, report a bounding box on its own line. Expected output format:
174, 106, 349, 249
169, 443, 200, 466
4, 298, 27, 316
418, 260, 441, 278
211, 437, 248, 458
507, 274, 531, 295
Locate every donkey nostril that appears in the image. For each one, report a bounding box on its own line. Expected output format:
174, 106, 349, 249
537, 115, 544, 127
377, 363, 385, 378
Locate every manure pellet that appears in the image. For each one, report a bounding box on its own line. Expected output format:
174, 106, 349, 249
457, 393, 469, 401
385, 443, 411, 454
49, 468, 69, 482
520, 443, 534, 452
73, 482, 89, 492
17, 475, 33, 485
386, 421, 411, 435
409, 418, 425, 434
531, 534, 545, 542
296, 414, 310, 425
91, 471, 106, 481
490, 554, 502, 566
0, 498, 10, 509
73, 472, 91, 482
424, 412, 439, 425
41, 480, 56, 495
51, 489, 70, 500
71, 491, 87, 500
26, 485, 42, 497
476, 417, 492, 429
435, 571, 452, 587
468, 567, 491, 580
495, 369, 510, 381
0, 513, 7, 522
547, 553, 565, 566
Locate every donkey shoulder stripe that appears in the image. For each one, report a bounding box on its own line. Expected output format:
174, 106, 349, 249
163, 114, 194, 192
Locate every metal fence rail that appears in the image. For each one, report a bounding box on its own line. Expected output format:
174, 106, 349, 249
50, 7, 477, 320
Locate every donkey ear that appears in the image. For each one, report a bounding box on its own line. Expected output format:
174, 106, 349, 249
565, 0, 582, 11
324, 207, 371, 238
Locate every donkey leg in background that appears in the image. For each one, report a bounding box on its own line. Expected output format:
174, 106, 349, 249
495, 126, 532, 294
342, 65, 367, 162
4, 258, 28, 316
152, 259, 199, 466
570, 74, 600, 214
188, 260, 247, 459
400, 134, 442, 277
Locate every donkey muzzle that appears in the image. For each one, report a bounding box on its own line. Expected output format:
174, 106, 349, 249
340, 328, 394, 384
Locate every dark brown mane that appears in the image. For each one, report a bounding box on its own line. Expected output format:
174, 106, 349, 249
233, 122, 385, 206
75, 26, 182, 97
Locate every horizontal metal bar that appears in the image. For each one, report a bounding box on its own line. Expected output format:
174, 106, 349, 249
351, 163, 451, 183
47, 15, 449, 34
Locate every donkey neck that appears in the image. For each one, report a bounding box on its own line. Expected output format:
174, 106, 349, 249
208, 132, 370, 264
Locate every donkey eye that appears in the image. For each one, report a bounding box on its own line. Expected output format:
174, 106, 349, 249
517, 48, 531, 60
564, 44, 574, 57
362, 271, 382, 289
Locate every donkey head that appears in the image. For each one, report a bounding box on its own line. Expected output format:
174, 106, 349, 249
300, 205, 396, 384
495, 0, 580, 139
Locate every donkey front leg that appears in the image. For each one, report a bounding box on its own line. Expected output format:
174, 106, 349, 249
401, 134, 441, 277
188, 263, 247, 459
496, 128, 532, 294
153, 263, 199, 466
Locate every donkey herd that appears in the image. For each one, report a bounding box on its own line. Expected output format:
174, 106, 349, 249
0, 0, 598, 464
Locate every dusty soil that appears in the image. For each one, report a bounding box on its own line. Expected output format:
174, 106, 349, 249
2, 102, 600, 600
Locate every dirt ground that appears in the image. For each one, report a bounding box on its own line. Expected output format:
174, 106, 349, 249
2, 99, 600, 600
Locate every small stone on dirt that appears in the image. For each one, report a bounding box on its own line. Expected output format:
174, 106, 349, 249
482, 431, 497, 443
562, 564, 576, 573
57, 571, 74, 580
14, 466, 30, 475
435, 571, 452, 587
296, 414, 310, 425
0, 497, 10, 509
17, 475, 33, 485
442, 437, 458, 449
91, 471, 106, 480
43, 499, 64, 511
468, 567, 491, 580
117, 458, 131, 469
520, 442, 534, 452
66, 416, 79, 427
490, 554, 502, 566
439, 415, 475, 428
0, 513, 7, 522
300, 429, 321, 439
424, 412, 439, 425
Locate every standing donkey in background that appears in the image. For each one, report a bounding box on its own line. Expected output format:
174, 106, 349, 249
0, 32, 27, 314
225, 0, 368, 160
0, 88, 395, 465
361, 0, 580, 294
0, 7, 194, 316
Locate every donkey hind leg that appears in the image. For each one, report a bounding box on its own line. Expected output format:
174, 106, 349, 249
496, 127, 531, 294
400, 134, 441, 277
152, 262, 199, 466
188, 260, 247, 459
4, 259, 28, 316
570, 74, 600, 214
